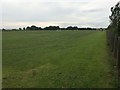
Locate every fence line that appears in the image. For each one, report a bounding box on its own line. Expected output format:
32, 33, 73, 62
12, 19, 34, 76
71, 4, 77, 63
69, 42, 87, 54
106, 30, 120, 70
117, 37, 120, 69
107, 30, 120, 88
113, 34, 118, 59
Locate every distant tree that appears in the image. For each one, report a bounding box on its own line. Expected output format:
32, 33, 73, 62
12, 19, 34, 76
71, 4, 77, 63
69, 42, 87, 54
60, 28, 66, 30
12, 29, 17, 31
19, 28, 22, 30
23, 27, 26, 30
72, 26, 78, 30
30, 25, 38, 30
26, 25, 42, 30
24, 25, 96, 31
66, 26, 78, 30
66, 26, 72, 30
26, 26, 31, 30
38, 27, 43, 30
44, 26, 60, 30
2, 28, 6, 31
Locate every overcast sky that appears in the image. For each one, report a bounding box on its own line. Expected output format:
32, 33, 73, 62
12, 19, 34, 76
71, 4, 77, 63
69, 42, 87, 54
1, 0, 119, 29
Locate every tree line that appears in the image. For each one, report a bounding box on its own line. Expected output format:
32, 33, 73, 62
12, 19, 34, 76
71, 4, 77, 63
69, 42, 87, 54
106, 1, 120, 82
2, 25, 101, 31
108, 1, 120, 35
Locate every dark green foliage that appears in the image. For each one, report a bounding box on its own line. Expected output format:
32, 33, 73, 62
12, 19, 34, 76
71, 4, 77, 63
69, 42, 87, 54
3, 25, 98, 31
26, 26, 31, 30
44, 26, 60, 30
109, 1, 120, 35
26, 25, 43, 30
107, 2, 120, 86
19, 28, 22, 30
66, 26, 78, 30
23, 27, 26, 30
118, 21, 120, 35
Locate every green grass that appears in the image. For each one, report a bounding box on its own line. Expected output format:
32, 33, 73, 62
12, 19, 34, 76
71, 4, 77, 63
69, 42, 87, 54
0, 31, 2, 89
2, 30, 117, 88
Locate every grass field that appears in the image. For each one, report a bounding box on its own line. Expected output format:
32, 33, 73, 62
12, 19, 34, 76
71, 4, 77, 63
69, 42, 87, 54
0, 31, 2, 89
2, 30, 117, 88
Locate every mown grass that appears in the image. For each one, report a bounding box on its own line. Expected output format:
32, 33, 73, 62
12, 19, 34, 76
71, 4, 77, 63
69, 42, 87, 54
2, 30, 117, 88
0, 31, 2, 89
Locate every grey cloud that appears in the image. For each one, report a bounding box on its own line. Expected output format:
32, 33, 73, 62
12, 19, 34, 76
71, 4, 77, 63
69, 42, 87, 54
2, 2, 80, 22
1, 0, 118, 29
